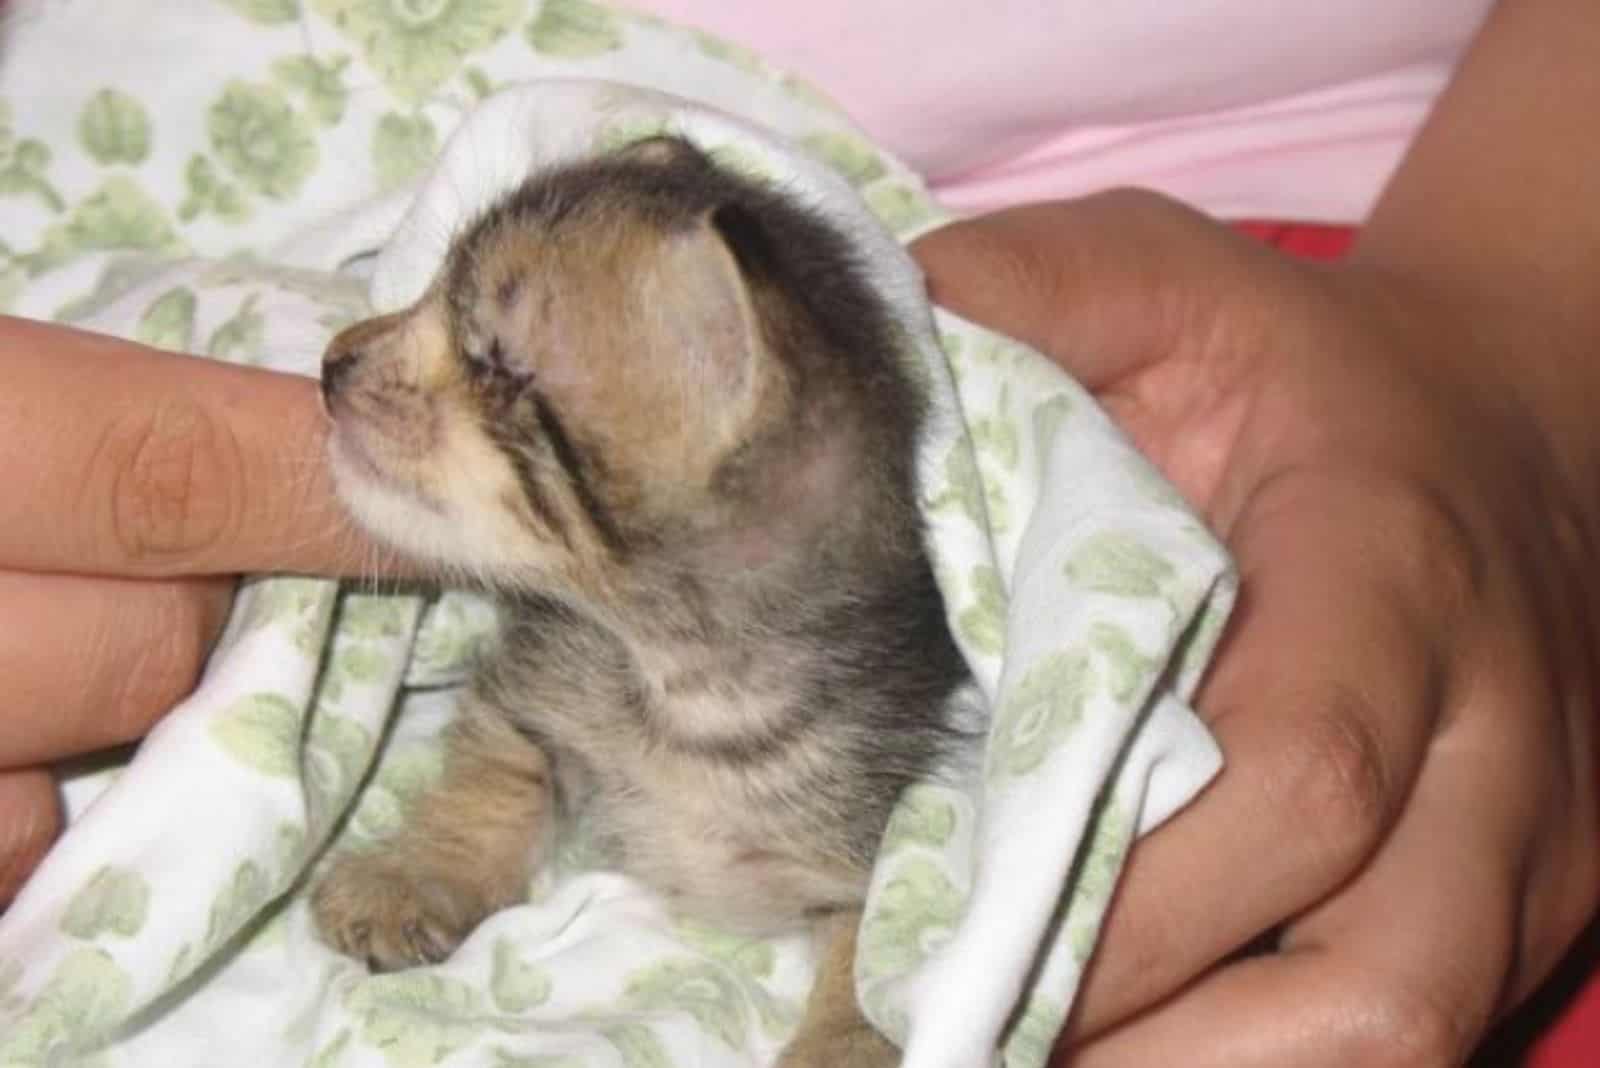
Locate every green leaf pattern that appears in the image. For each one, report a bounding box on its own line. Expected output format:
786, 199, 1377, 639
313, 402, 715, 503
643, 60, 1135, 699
134, 286, 198, 350
315, 0, 523, 103
0, 8, 1236, 1068
78, 90, 153, 166
60, 867, 152, 940
527, 0, 624, 57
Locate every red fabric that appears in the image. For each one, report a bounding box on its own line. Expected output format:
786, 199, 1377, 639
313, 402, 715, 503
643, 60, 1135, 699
1232, 219, 1600, 1066
1232, 219, 1358, 260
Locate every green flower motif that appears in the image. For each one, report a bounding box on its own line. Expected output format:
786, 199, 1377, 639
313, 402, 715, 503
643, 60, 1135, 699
1064, 798, 1135, 965
304, 709, 373, 828
341, 594, 415, 638
205, 859, 272, 948
990, 648, 1092, 780
622, 958, 748, 1049
206, 292, 267, 363
1032, 393, 1074, 453
211, 692, 301, 778
957, 564, 1007, 657
595, 115, 675, 157
275, 822, 308, 875
372, 111, 438, 190
602, 1021, 673, 1068
0, 264, 25, 313
971, 401, 1021, 473
1064, 532, 1178, 599
309, 1029, 354, 1068
236, 575, 336, 654
315, 0, 522, 104
50, 254, 167, 324
1002, 998, 1065, 1068
799, 130, 886, 187
492, 1052, 584, 1068
863, 180, 944, 238
860, 856, 965, 980
689, 28, 765, 75
778, 73, 847, 116
272, 54, 352, 126
882, 784, 961, 852
1088, 622, 1153, 703
134, 286, 197, 351
928, 437, 1007, 534
672, 920, 801, 1039
349, 743, 443, 842
208, 80, 318, 199
24, 176, 181, 274
59, 866, 151, 940
345, 971, 489, 1068
178, 154, 252, 224
462, 65, 497, 100
0, 99, 66, 213
409, 592, 495, 685
490, 938, 552, 1013
78, 89, 152, 165
0, 948, 132, 1062
219, 0, 299, 23
527, 0, 624, 58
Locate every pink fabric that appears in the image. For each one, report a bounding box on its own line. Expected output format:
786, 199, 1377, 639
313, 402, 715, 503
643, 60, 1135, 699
629, 0, 1492, 223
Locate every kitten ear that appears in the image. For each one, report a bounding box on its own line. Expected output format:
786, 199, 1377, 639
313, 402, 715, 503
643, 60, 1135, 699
648, 201, 776, 433
615, 135, 707, 169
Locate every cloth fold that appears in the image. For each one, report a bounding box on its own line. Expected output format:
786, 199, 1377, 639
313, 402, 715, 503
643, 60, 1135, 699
0, 5, 1235, 1067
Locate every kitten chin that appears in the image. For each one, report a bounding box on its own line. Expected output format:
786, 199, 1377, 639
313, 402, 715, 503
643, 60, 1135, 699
315, 137, 969, 1063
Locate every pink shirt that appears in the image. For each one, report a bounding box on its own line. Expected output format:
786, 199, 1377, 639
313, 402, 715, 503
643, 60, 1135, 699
633, 1, 1493, 222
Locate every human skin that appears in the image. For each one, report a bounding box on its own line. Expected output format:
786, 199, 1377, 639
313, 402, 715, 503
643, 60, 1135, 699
910, 0, 1599, 1060
1, 0, 1597, 1060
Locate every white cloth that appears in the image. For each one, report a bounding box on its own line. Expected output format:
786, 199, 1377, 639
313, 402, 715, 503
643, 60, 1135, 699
0, 5, 1235, 1067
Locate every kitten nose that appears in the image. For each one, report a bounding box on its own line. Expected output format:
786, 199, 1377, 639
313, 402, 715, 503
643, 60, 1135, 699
321, 345, 361, 410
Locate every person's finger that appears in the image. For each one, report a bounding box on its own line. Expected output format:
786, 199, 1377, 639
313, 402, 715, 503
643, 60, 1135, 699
910, 195, 1282, 508
911, 192, 1270, 391
1066, 649, 1534, 1068
1060, 469, 1462, 1042
0, 766, 62, 904
0, 316, 401, 578
0, 569, 231, 765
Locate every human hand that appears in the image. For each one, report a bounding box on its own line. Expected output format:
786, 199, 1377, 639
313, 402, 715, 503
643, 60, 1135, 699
912, 193, 1599, 1065
0, 315, 393, 901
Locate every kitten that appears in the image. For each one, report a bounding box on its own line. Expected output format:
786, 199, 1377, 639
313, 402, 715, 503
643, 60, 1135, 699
311, 137, 969, 1066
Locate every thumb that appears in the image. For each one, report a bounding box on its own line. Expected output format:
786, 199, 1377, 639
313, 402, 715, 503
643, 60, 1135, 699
0, 316, 400, 579
910, 190, 1257, 389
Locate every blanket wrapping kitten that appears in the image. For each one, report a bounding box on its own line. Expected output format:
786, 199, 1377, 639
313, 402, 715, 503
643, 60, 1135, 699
312, 136, 969, 1066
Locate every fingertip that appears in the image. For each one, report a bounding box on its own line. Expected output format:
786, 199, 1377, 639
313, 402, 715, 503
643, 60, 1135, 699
0, 766, 62, 904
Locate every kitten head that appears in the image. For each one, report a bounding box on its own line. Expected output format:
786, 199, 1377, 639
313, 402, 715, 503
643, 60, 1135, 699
322, 137, 923, 603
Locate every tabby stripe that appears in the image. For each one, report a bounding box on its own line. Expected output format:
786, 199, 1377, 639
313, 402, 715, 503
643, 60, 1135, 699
501, 440, 573, 549
530, 390, 627, 554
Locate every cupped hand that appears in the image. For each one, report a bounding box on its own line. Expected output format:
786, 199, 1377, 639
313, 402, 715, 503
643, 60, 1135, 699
912, 193, 1599, 1065
0, 316, 390, 901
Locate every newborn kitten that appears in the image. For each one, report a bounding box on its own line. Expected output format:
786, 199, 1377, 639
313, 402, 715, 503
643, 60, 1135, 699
312, 137, 968, 1065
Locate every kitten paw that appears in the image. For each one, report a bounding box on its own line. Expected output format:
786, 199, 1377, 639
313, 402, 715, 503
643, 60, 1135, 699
310, 851, 492, 972
778, 1023, 901, 1068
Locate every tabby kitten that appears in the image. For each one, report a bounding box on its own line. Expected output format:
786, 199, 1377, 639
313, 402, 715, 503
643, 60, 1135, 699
311, 137, 968, 1066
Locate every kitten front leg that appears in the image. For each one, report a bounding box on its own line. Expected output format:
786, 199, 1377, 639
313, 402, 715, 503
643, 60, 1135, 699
311, 701, 555, 971
779, 909, 901, 1068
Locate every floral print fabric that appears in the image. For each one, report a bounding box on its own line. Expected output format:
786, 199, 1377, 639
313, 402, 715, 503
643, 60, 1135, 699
0, 4, 1234, 1067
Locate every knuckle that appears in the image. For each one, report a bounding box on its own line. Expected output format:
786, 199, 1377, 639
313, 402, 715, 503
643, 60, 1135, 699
1367, 477, 1486, 623
1277, 686, 1395, 872
97, 396, 244, 569
1339, 975, 1476, 1068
